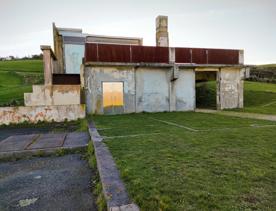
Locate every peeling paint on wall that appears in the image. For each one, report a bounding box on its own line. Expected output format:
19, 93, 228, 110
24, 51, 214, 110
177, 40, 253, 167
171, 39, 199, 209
218, 68, 243, 109
0, 105, 85, 125
84, 65, 196, 114
64, 44, 84, 74
24, 85, 81, 106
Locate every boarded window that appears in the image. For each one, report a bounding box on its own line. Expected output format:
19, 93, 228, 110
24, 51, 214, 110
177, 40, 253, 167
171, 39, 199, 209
102, 82, 124, 114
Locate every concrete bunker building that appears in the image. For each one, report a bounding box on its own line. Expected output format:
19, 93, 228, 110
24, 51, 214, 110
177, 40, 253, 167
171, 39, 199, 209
29, 15, 245, 115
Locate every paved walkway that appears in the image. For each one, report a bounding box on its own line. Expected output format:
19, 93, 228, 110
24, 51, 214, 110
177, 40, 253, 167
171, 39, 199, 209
196, 109, 276, 121
0, 128, 53, 143
0, 132, 89, 160
0, 154, 97, 211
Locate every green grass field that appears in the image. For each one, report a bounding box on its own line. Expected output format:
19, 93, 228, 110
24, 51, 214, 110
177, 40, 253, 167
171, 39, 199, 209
0, 60, 43, 106
92, 112, 276, 210
197, 81, 276, 114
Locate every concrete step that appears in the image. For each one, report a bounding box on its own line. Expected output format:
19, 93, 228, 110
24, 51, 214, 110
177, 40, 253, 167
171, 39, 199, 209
32, 85, 45, 95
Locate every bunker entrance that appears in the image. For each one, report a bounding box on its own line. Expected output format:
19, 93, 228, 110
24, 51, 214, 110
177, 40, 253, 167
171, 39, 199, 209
196, 71, 218, 109
102, 82, 124, 114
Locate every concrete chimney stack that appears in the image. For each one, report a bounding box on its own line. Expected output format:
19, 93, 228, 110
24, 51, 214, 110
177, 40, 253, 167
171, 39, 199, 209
156, 15, 169, 47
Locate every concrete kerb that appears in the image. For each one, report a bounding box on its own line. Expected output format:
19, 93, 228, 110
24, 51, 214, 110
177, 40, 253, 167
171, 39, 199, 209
88, 121, 140, 211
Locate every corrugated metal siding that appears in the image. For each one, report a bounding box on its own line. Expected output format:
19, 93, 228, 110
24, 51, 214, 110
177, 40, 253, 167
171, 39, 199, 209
192, 48, 207, 64
85, 43, 239, 65
175, 48, 191, 63
175, 48, 239, 64
98, 44, 130, 63
85, 43, 169, 63
85, 43, 98, 62
208, 49, 239, 64
131, 46, 169, 63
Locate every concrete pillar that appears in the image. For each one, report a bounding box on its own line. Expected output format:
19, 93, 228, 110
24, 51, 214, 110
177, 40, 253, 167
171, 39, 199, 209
169, 47, 175, 63
239, 50, 244, 65
216, 70, 221, 110
169, 80, 176, 111
238, 79, 244, 108
41, 45, 53, 85
156, 15, 169, 47
217, 67, 244, 110
53, 23, 64, 73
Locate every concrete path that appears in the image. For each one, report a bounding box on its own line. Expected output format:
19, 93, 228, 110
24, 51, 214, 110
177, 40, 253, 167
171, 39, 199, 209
0, 132, 89, 160
0, 154, 97, 211
0, 128, 52, 143
196, 109, 276, 121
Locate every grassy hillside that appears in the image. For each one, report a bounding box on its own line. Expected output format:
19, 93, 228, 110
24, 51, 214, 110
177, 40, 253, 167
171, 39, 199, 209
256, 64, 276, 68
240, 81, 276, 114
197, 81, 276, 114
250, 64, 276, 83
0, 60, 43, 106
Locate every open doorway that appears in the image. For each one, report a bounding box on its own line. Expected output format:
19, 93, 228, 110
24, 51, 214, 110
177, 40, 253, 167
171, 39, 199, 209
195, 71, 217, 109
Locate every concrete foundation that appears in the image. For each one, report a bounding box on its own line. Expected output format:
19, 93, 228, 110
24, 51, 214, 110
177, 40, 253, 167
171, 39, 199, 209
0, 105, 85, 125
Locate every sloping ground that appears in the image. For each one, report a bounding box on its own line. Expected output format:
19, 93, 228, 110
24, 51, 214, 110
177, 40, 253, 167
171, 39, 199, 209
197, 81, 276, 114
0, 60, 43, 106
241, 81, 276, 114
92, 112, 276, 210
249, 64, 276, 83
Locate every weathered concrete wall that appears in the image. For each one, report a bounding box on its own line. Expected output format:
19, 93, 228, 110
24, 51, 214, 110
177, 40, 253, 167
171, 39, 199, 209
174, 69, 195, 111
85, 66, 136, 114
0, 105, 85, 125
24, 85, 81, 106
218, 68, 243, 109
136, 68, 170, 112
84, 65, 196, 114
53, 23, 65, 74
64, 44, 84, 74
156, 16, 169, 47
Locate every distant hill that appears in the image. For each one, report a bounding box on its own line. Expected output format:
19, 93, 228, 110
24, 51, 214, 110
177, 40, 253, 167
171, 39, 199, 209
0, 60, 43, 106
249, 64, 276, 83
256, 64, 276, 68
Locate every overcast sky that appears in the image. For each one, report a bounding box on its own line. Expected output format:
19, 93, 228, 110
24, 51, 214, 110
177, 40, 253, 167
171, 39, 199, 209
0, 0, 275, 64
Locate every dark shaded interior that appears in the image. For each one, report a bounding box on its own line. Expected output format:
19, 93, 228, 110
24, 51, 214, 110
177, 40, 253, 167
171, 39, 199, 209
196, 71, 217, 109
